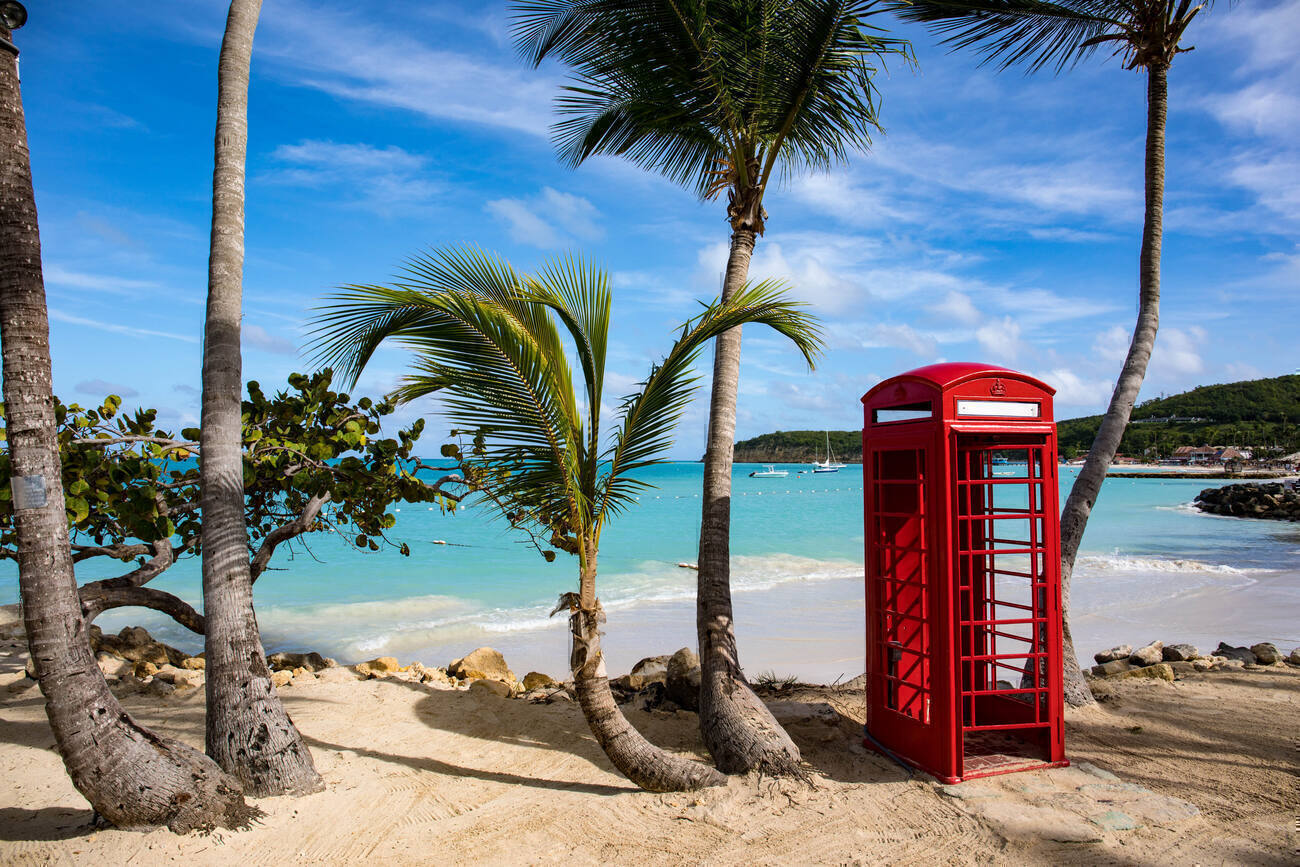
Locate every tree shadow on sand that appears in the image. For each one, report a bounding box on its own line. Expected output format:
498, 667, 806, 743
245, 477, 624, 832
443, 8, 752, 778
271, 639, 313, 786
0, 807, 97, 842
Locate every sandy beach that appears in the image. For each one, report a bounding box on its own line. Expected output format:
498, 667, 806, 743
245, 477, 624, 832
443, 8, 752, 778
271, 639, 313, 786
1, 635, 1296, 865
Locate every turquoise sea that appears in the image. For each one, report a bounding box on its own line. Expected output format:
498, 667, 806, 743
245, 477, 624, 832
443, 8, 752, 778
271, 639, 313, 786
3, 463, 1297, 681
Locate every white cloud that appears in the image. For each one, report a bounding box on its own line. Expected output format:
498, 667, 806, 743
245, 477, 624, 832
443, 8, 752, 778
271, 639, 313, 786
1203, 79, 1300, 140
49, 310, 197, 344
252, 0, 559, 136
44, 264, 161, 295
1039, 368, 1113, 411
266, 140, 439, 215
485, 187, 604, 249
1092, 325, 1130, 364
76, 379, 139, 398
976, 316, 1022, 362
243, 324, 298, 356
928, 290, 982, 326
1150, 326, 1207, 378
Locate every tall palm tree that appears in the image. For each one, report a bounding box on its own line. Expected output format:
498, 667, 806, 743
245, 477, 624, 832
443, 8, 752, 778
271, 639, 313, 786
0, 6, 254, 831
513, 0, 910, 775
311, 248, 822, 791
891, 0, 1214, 706
201, 0, 322, 795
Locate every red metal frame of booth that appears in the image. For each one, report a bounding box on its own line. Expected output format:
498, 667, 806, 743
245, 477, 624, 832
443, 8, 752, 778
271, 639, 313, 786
862, 363, 1068, 784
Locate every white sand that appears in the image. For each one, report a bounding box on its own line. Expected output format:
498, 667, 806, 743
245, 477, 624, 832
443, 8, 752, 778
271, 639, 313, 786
1, 638, 1296, 864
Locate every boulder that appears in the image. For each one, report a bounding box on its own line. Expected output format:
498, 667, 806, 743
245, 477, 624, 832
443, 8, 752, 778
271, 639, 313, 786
151, 664, 185, 684
133, 660, 158, 679
1288, 648, 1300, 666
469, 678, 511, 698
630, 655, 670, 684
354, 656, 401, 678
119, 625, 153, 647
271, 669, 294, 688
1218, 657, 1246, 671
1249, 642, 1282, 665
1128, 641, 1164, 667
153, 666, 203, 690
522, 671, 557, 691
1091, 659, 1132, 678
1192, 659, 1215, 672
1167, 661, 1197, 678
1162, 643, 1199, 662
96, 651, 131, 679
1214, 643, 1256, 664
180, 656, 206, 671
666, 647, 701, 711
268, 651, 335, 673
144, 678, 175, 697
1094, 645, 1132, 665
0, 603, 21, 640
546, 688, 574, 704
448, 647, 514, 685
1110, 663, 1174, 683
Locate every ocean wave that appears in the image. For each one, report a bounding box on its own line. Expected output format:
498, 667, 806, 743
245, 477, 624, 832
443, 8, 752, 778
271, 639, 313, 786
253, 552, 864, 650
1076, 553, 1250, 575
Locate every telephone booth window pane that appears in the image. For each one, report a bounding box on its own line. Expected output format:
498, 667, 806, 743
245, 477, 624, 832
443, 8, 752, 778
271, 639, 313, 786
871, 448, 931, 724
954, 435, 1053, 774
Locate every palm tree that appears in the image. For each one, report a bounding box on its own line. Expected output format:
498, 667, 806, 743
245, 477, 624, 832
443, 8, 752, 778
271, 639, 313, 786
0, 6, 255, 831
311, 248, 822, 791
513, 0, 910, 775
201, 0, 322, 795
891, 0, 1215, 706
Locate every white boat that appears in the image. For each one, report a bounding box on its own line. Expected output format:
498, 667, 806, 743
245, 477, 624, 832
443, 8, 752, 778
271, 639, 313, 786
749, 465, 788, 478
812, 432, 847, 473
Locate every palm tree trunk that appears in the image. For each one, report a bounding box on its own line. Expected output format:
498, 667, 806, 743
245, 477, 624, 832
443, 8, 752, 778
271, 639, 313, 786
0, 20, 254, 831
696, 228, 802, 775
571, 544, 725, 792
201, 0, 321, 797
1058, 61, 1168, 707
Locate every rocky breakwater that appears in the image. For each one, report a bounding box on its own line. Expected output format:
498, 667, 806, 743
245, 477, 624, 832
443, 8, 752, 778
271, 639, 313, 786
1193, 482, 1300, 521
1087, 638, 1300, 686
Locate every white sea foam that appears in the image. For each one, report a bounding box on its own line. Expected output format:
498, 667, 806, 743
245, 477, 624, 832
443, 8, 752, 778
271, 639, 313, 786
1075, 553, 1251, 575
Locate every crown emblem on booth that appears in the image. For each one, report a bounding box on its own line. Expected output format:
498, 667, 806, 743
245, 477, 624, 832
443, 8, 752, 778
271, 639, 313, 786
989, 379, 1006, 396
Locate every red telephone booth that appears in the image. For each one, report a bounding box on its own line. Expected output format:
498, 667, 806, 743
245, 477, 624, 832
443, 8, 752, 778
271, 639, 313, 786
860, 363, 1067, 783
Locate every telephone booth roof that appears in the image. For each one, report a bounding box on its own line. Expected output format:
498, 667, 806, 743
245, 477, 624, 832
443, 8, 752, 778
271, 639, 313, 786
861, 362, 1055, 404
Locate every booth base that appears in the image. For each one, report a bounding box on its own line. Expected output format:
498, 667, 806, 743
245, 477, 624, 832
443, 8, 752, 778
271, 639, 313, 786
862, 730, 1068, 784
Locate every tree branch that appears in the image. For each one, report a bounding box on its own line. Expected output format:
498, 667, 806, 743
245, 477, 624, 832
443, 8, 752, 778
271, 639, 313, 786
249, 492, 330, 583
71, 435, 198, 450
80, 584, 206, 635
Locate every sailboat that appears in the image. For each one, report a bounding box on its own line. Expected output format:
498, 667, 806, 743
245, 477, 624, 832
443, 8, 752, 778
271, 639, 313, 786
812, 432, 846, 473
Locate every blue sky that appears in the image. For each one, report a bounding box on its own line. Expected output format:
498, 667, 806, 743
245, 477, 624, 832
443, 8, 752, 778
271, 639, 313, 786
16, 1, 1300, 458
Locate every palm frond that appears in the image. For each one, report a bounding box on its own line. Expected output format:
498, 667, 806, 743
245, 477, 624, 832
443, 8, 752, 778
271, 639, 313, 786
888, 0, 1127, 72
513, 0, 912, 196
596, 279, 822, 522
309, 250, 584, 531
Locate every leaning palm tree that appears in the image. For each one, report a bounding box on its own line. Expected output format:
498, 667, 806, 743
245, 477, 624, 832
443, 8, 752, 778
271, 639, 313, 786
890, 0, 1216, 706
201, 0, 322, 794
0, 6, 254, 830
513, 0, 910, 775
311, 248, 821, 792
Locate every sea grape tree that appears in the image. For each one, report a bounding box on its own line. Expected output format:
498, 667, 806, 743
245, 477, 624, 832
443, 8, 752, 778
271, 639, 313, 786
0, 370, 463, 634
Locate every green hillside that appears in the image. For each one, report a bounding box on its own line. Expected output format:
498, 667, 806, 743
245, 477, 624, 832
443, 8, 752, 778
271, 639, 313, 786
1057, 374, 1300, 458
732, 375, 1300, 462
732, 430, 861, 464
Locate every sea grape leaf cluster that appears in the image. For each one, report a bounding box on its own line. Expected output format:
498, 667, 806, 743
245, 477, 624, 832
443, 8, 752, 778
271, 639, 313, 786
0, 370, 459, 628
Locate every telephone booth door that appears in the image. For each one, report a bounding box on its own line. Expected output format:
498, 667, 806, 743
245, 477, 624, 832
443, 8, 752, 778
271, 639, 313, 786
953, 435, 1064, 777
